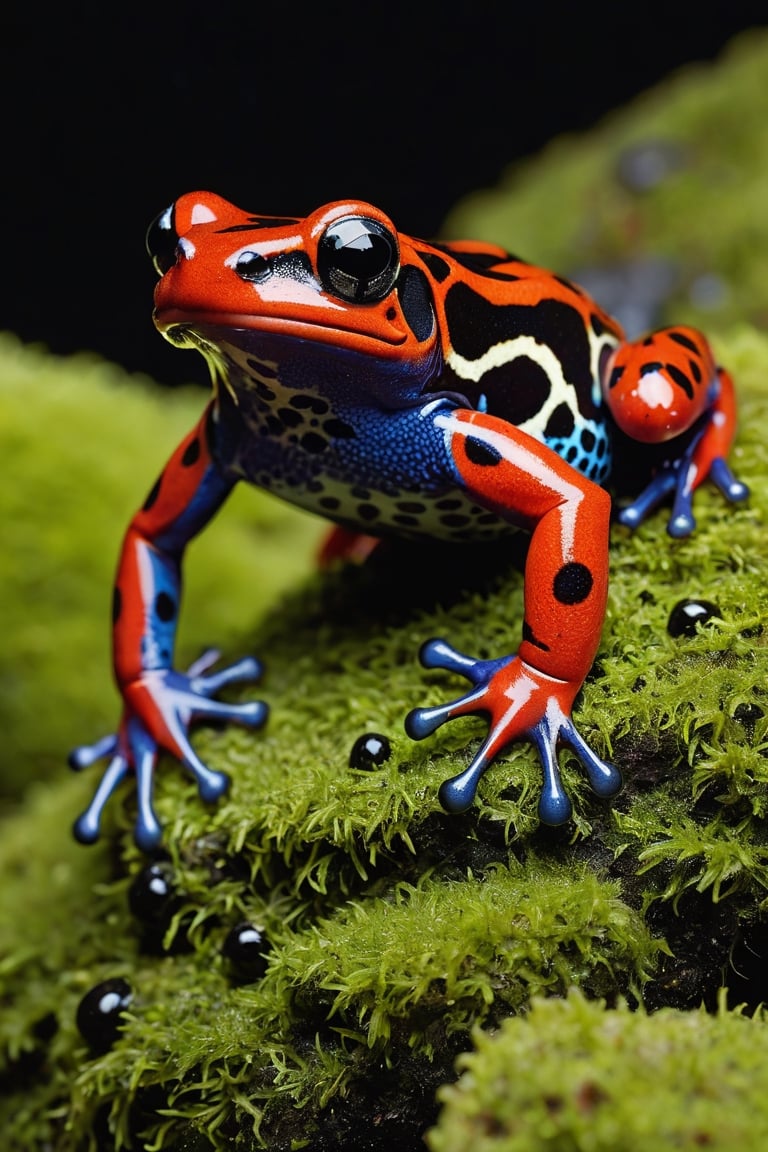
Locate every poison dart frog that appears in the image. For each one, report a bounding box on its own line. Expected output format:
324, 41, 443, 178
69, 192, 749, 850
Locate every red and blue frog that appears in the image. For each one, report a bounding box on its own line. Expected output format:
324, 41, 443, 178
69, 193, 749, 851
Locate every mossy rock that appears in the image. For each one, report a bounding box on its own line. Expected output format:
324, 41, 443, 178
428, 990, 768, 1151
2, 27, 768, 1152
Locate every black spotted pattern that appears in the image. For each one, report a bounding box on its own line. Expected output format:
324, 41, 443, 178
544, 402, 575, 439
416, 250, 451, 282
155, 592, 176, 622
667, 330, 700, 353
427, 242, 524, 278
217, 216, 299, 232
440, 283, 597, 415
181, 438, 200, 466
397, 266, 435, 342
142, 476, 161, 512
665, 362, 695, 400
553, 562, 594, 605
464, 437, 502, 467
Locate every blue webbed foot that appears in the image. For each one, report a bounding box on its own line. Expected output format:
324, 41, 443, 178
617, 428, 750, 539
69, 649, 267, 851
406, 639, 621, 825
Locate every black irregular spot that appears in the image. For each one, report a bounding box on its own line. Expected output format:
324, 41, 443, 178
553, 562, 594, 605
323, 418, 356, 439
441, 285, 596, 415
667, 330, 700, 354
142, 476, 161, 511
397, 265, 435, 343
155, 592, 176, 622
181, 438, 200, 466
464, 437, 502, 466
247, 357, 278, 377
522, 619, 550, 651
665, 362, 695, 400
357, 503, 380, 521
300, 432, 328, 454
416, 250, 451, 281
290, 394, 329, 414
112, 586, 122, 624
544, 402, 575, 439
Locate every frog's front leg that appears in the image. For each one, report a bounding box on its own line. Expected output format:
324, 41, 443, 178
69, 404, 267, 851
406, 409, 621, 824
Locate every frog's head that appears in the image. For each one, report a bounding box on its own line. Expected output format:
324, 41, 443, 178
147, 191, 438, 366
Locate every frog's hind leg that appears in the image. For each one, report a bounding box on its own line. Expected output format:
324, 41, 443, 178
317, 525, 381, 566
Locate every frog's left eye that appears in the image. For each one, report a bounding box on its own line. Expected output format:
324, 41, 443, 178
146, 204, 179, 276
318, 216, 399, 303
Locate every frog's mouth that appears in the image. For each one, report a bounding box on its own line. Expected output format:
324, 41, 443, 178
156, 310, 415, 360
160, 320, 452, 412
154, 261, 438, 362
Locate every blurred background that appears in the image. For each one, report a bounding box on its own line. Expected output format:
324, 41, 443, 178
3, 2, 767, 388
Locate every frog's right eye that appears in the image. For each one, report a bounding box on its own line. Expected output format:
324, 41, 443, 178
317, 215, 399, 303
146, 204, 179, 276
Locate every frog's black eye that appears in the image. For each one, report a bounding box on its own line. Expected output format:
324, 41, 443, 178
318, 216, 399, 303
146, 204, 179, 276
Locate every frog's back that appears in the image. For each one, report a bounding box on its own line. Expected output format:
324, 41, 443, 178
411, 237, 623, 485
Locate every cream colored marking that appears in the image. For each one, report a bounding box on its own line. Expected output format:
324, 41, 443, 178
191, 202, 218, 225
447, 338, 583, 442
636, 371, 675, 410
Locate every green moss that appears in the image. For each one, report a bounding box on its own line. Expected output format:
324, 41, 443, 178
3, 28, 768, 1152
427, 990, 768, 1151
0, 333, 322, 801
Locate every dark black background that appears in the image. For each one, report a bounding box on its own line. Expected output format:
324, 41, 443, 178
4, 3, 766, 387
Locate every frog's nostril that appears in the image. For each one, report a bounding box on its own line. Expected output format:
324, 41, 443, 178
234, 251, 271, 282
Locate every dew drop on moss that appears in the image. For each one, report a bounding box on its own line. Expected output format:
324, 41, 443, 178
349, 732, 391, 769
223, 921, 270, 983
667, 598, 721, 638
128, 861, 178, 926
76, 978, 133, 1053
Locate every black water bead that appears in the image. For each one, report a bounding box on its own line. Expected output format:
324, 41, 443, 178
667, 598, 721, 638
349, 732, 392, 769
76, 978, 133, 1053
223, 921, 270, 981
128, 861, 178, 925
